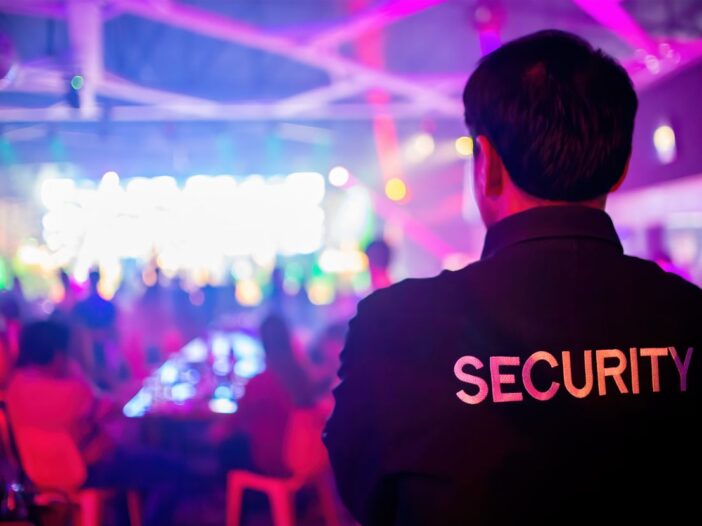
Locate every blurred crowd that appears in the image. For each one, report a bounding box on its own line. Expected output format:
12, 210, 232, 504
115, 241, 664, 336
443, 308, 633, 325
0, 238, 395, 525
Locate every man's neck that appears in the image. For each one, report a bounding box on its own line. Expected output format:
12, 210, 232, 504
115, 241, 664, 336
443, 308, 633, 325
492, 180, 607, 225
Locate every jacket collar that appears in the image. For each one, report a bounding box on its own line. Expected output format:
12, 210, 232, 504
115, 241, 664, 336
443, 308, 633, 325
481, 205, 623, 259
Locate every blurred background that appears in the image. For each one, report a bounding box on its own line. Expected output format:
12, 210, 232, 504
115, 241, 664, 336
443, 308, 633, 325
1, 1, 702, 525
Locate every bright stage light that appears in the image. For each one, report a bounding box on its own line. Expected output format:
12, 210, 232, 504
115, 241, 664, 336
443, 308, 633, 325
236, 279, 262, 306
385, 178, 407, 202
208, 398, 238, 414
328, 166, 350, 187
319, 248, 368, 274
101, 170, 119, 185
123, 389, 152, 418
159, 361, 179, 385
455, 136, 474, 157
287, 172, 325, 204
405, 133, 435, 163
39, 172, 326, 277
653, 124, 676, 164
171, 383, 196, 403
307, 278, 335, 306
40, 178, 76, 210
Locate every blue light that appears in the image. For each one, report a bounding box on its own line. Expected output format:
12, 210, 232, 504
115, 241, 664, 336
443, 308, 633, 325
171, 383, 196, 403
159, 361, 179, 384
183, 339, 208, 363
235, 359, 264, 379
213, 358, 232, 376
123, 389, 153, 418
208, 398, 238, 414
214, 385, 233, 399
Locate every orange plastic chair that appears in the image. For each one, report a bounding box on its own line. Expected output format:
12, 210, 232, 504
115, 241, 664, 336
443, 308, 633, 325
226, 408, 342, 526
12, 426, 141, 526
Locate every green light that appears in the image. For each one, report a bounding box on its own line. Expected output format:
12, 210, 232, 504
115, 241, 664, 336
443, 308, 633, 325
0, 259, 9, 290
70, 75, 84, 90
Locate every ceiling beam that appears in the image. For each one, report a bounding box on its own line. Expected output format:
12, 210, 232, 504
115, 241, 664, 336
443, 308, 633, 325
0, 102, 462, 122
308, 0, 449, 49
113, 0, 461, 114
97, 73, 224, 117
572, 0, 658, 53
624, 39, 702, 90
273, 77, 372, 117
66, 0, 102, 116
0, 0, 64, 18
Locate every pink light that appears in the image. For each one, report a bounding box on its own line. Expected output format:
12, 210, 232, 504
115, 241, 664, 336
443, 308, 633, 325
372, 113, 403, 181
349, 0, 404, 182
311, 0, 450, 49
479, 29, 501, 56
473, 4, 504, 56
348, 175, 455, 260
573, 0, 657, 52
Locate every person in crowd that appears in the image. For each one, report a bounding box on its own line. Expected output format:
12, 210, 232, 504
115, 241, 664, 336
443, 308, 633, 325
72, 269, 120, 389
364, 237, 394, 291
0, 294, 21, 390
170, 275, 201, 343
53, 269, 79, 320
265, 266, 315, 328
133, 267, 184, 369
307, 322, 347, 402
324, 30, 702, 526
6, 319, 195, 525
215, 313, 321, 477
74, 269, 117, 330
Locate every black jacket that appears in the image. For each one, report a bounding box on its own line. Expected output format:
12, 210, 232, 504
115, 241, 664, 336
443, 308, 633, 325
324, 205, 702, 525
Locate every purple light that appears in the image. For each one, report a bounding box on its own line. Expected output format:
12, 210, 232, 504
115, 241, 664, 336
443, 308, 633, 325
573, 0, 656, 53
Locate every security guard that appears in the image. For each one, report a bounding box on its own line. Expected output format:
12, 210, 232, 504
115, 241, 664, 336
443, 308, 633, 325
323, 30, 702, 526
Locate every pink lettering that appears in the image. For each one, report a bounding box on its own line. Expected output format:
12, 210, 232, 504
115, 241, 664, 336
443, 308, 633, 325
454, 356, 489, 405
562, 350, 594, 398
629, 347, 640, 394
668, 347, 693, 392
640, 348, 668, 392
490, 356, 523, 403
596, 349, 628, 395
522, 351, 560, 401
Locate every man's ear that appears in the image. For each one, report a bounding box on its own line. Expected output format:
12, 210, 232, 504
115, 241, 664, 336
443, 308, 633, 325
476, 136, 505, 197
610, 156, 630, 193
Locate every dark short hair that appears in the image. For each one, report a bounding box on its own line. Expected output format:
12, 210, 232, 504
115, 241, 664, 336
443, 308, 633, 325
16, 320, 70, 367
463, 29, 638, 201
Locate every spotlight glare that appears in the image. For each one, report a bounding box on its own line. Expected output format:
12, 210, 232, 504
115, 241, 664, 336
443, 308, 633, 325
236, 279, 262, 306
406, 133, 435, 163
653, 124, 676, 164
385, 178, 407, 202
101, 170, 120, 187
328, 166, 350, 187
70, 75, 84, 91
455, 136, 474, 157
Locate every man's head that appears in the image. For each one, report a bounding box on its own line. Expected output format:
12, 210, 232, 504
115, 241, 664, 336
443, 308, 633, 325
16, 319, 70, 368
463, 30, 638, 226
365, 238, 393, 290
88, 268, 100, 291
365, 238, 392, 271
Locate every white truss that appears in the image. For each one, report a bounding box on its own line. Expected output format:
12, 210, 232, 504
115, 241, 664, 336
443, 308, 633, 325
0, 0, 701, 122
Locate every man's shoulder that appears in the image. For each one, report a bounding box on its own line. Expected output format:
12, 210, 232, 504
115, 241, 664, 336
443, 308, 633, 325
621, 254, 702, 301
357, 264, 485, 319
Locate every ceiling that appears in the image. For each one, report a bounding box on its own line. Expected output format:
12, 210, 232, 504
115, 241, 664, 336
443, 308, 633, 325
1, 0, 702, 123
1, 0, 702, 269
